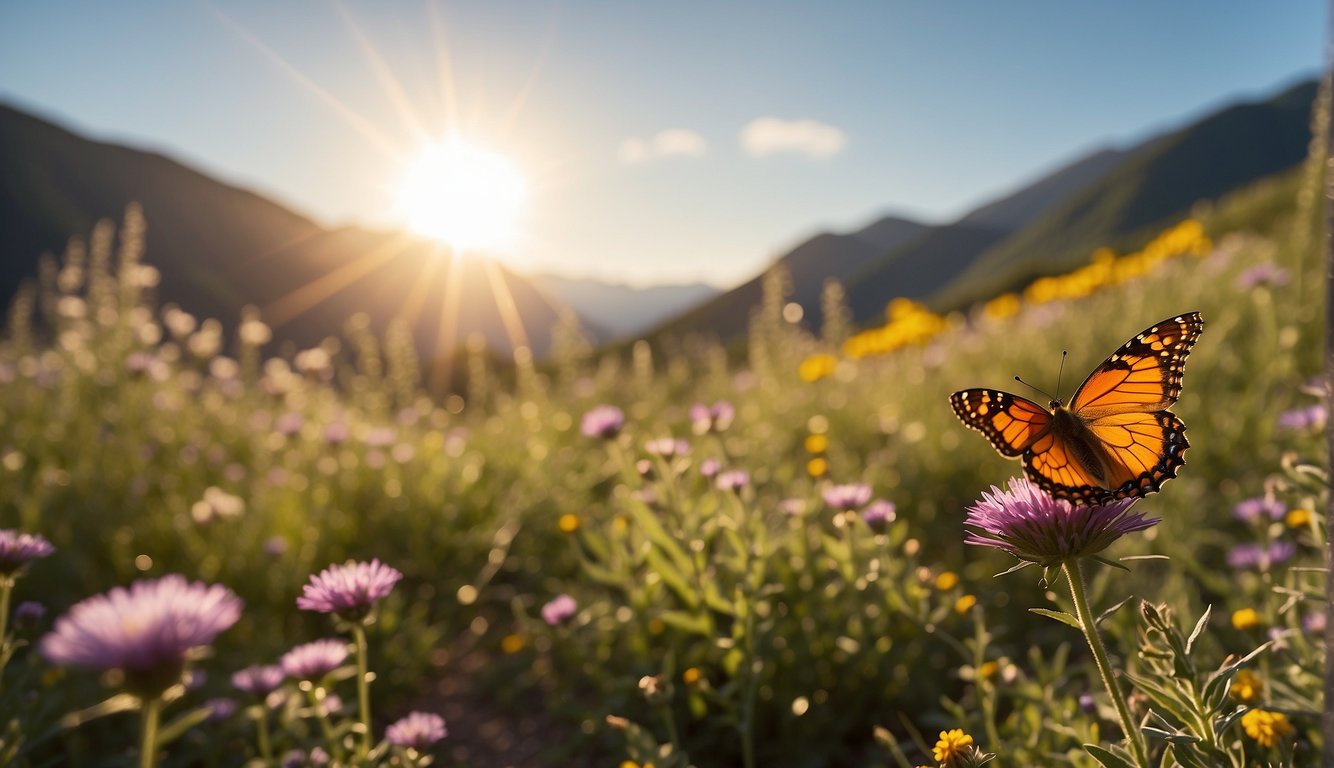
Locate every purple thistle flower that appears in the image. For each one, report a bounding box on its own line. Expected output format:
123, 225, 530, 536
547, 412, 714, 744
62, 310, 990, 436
645, 438, 691, 458
689, 400, 735, 434
386, 711, 448, 749
1303, 611, 1326, 635
580, 405, 625, 439
15, 600, 45, 629
281, 750, 306, 768
823, 483, 872, 512
779, 498, 807, 517
1226, 541, 1297, 570
275, 412, 304, 437
0, 530, 55, 576
280, 638, 349, 681
1078, 693, 1097, 714
716, 470, 750, 492
862, 500, 897, 533
297, 558, 403, 622
204, 697, 237, 723
699, 458, 722, 478
323, 422, 349, 445
1235, 263, 1290, 290
964, 477, 1158, 566
1233, 497, 1286, 522
541, 594, 577, 627
39, 575, 242, 697
232, 664, 286, 697
1277, 404, 1327, 432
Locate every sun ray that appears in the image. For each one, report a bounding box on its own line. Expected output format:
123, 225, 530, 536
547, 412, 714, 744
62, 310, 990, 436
430, 250, 466, 393
334, 0, 431, 147
482, 258, 531, 358
262, 233, 416, 327
399, 244, 444, 332
426, 2, 463, 133
494, 8, 558, 143
205, 2, 403, 161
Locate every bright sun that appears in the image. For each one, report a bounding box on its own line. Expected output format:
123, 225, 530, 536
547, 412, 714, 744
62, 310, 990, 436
397, 136, 528, 253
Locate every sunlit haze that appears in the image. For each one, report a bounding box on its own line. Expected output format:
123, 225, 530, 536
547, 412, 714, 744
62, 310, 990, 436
397, 137, 527, 253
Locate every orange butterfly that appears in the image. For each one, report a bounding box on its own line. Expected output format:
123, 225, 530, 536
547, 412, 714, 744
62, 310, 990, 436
950, 312, 1204, 505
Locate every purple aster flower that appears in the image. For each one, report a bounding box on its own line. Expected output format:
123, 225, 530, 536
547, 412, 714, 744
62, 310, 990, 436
964, 477, 1158, 566
275, 412, 304, 437
263, 536, 289, 558
1226, 541, 1297, 570
779, 498, 807, 517
205, 697, 237, 723
823, 483, 872, 512
1303, 611, 1326, 634
0, 530, 55, 576
1078, 693, 1097, 714
1235, 263, 1290, 290
645, 438, 690, 458
636, 459, 654, 478
716, 470, 750, 492
40, 574, 243, 697
281, 750, 306, 768
386, 711, 448, 749
321, 693, 343, 715
296, 558, 403, 622
699, 458, 722, 478
862, 500, 897, 533
580, 405, 625, 439
232, 664, 286, 697
689, 400, 735, 434
541, 594, 577, 627
309, 747, 330, 766
280, 639, 349, 681
15, 600, 45, 629
1277, 404, 1327, 431
323, 422, 349, 445
1233, 497, 1286, 522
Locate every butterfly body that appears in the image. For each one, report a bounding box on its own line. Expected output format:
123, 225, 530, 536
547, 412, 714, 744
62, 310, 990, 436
950, 312, 1203, 505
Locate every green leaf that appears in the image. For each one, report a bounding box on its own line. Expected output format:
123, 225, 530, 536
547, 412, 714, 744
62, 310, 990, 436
657, 609, 712, 637
1082, 743, 1134, 768
994, 560, 1033, 578
644, 546, 699, 610
1120, 554, 1170, 561
1096, 596, 1135, 627
157, 705, 213, 746
1029, 608, 1081, 629
59, 693, 140, 729
1090, 554, 1130, 572
1185, 604, 1211, 656
1123, 671, 1192, 717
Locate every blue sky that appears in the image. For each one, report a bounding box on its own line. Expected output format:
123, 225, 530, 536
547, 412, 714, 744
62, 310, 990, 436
0, 1, 1324, 287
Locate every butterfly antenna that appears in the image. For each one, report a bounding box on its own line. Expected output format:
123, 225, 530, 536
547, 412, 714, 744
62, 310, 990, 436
1055, 351, 1068, 401
1013, 375, 1056, 403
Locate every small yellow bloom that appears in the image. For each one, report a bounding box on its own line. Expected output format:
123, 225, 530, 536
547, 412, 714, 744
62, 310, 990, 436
1232, 608, 1262, 631
804, 434, 829, 454
1286, 508, 1312, 528
807, 457, 828, 478
934, 571, 959, 591
954, 594, 977, 614
799, 354, 837, 383
558, 513, 580, 533
501, 633, 526, 654
648, 618, 665, 635
978, 661, 998, 680
612, 514, 629, 533
932, 728, 975, 765
1231, 669, 1263, 704
683, 667, 702, 685
1240, 708, 1293, 748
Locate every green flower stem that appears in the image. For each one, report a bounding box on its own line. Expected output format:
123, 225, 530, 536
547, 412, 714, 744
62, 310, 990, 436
353, 624, 373, 758
0, 577, 12, 681
139, 696, 162, 768
255, 708, 273, 762
307, 687, 345, 762
1063, 560, 1149, 768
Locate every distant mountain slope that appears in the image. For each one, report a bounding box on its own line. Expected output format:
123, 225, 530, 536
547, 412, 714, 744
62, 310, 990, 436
0, 103, 578, 365
935, 79, 1317, 308
958, 147, 1128, 231
654, 215, 928, 340
529, 273, 718, 339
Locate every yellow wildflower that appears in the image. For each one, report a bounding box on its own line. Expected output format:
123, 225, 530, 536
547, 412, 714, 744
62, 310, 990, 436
1286, 508, 1312, 528
934, 571, 959, 591
804, 434, 829, 454
1232, 608, 1262, 630
1240, 708, 1293, 748
799, 354, 837, 383
807, 457, 829, 478
500, 633, 526, 654
683, 667, 702, 685
954, 594, 977, 614
558, 513, 580, 533
932, 729, 974, 765
1230, 669, 1263, 704
978, 661, 998, 680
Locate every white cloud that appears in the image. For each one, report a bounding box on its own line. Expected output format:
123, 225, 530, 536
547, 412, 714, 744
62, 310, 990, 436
740, 117, 846, 158
617, 128, 708, 165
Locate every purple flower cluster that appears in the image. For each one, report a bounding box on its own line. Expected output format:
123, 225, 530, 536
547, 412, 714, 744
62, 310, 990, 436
40, 574, 243, 697
1233, 497, 1286, 523
964, 477, 1158, 566
715, 470, 751, 492
1277, 404, 1326, 432
689, 400, 735, 434
645, 438, 691, 458
280, 638, 349, 681
386, 711, 448, 749
1226, 541, 1297, 570
861, 500, 897, 534
541, 594, 578, 627
580, 405, 625, 439
1235, 263, 1290, 290
0, 529, 55, 576
232, 664, 286, 696
297, 559, 402, 622
823, 484, 873, 512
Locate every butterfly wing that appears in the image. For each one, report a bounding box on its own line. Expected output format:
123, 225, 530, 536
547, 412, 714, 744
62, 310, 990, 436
949, 389, 1052, 457
1085, 410, 1189, 497
1068, 312, 1204, 418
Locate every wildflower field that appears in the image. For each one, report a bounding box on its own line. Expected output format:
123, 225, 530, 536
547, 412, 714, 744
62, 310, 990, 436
0, 130, 1329, 768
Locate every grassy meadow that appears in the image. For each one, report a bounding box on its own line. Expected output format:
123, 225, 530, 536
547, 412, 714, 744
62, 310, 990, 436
0, 134, 1327, 766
